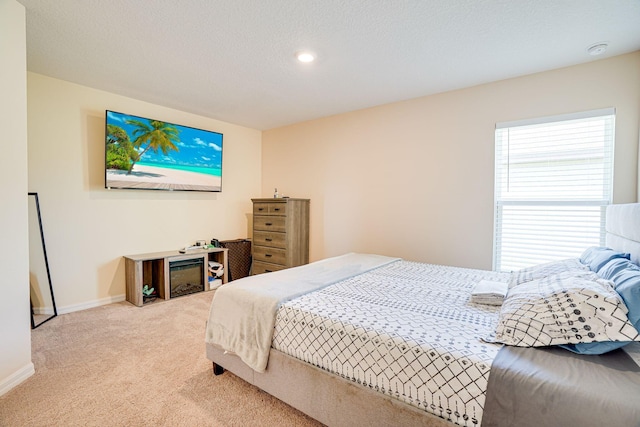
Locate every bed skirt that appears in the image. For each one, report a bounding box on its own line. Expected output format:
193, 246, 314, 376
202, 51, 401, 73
206, 343, 453, 427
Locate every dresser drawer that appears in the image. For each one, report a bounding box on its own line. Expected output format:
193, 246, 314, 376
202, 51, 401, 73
254, 216, 286, 233
252, 261, 286, 275
253, 231, 286, 249
253, 246, 287, 265
253, 203, 287, 216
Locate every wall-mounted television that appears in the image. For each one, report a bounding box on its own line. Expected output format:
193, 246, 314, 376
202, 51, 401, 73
105, 110, 223, 192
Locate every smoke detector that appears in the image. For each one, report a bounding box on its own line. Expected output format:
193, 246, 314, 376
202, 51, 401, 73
587, 42, 608, 56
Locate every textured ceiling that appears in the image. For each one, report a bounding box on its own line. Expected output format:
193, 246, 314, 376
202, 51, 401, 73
16, 0, 640, 130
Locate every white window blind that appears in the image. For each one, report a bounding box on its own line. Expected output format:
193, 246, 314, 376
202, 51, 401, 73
494, 108, 615, 272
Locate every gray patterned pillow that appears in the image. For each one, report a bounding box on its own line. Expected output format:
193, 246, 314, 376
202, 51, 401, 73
492, 271, 640, 348
509, 258, 589, 288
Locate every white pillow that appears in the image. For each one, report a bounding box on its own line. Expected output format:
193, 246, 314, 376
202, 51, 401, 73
491, 271, 640, 348
509, 258, 589, 288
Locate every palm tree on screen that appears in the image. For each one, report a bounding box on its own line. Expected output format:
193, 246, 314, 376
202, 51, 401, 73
106, 124, 137, 170
125, 119, 180, 175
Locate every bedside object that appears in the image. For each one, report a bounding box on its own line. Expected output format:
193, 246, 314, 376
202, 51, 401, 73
251, 198, 309, 275
220, 239, 252, 281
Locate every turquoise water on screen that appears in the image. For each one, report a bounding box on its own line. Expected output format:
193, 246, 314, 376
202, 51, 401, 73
138, 161, 221, 177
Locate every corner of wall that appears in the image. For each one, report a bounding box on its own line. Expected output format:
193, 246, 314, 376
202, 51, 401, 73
0, 363, 34, 397
0, 0, 33, 396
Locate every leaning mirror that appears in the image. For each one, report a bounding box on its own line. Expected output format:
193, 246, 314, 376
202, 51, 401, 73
28, 192, 57, 328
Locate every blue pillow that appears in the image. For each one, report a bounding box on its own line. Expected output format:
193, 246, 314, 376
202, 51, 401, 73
598, 257, 638, 280
598, 258, 640, 329
579, 246, 630, 272
559, 257, 640, 355
559, 341, 629, 355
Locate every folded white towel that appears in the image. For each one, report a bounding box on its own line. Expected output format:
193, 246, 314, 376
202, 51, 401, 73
471, 280, 508, 306
471, 296, 504, 306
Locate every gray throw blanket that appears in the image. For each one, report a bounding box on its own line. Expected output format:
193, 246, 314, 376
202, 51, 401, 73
483, 345, 640, 426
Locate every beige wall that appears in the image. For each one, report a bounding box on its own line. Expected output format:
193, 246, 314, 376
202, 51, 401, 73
0, 0, 33, 396
27, 73, 262, 311
263, 52, 640, 270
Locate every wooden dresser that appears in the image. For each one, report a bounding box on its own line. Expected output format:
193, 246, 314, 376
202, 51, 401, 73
251, 198, 310, 275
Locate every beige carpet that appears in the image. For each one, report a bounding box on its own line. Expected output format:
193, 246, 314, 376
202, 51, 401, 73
0, 291, 323, 426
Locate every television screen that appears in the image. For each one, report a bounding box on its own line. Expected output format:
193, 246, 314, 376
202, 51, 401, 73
105, 110, 223, 192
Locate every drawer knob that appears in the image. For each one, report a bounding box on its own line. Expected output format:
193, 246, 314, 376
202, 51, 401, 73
265, 253, 272, 257
274, 208, 280, 211
265, 238, 273, 242
265, 222, 273, 226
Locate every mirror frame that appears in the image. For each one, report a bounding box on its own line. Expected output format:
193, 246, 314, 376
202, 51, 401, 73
28, 192, 57, 328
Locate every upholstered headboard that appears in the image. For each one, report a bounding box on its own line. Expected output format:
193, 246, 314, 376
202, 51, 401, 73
606, 203, 640, 265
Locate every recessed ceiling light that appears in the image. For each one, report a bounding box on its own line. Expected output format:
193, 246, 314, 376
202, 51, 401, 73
586, 42, 608, 56
296, 51, 315, 63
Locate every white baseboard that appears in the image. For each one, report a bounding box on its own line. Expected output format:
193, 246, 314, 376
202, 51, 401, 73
32, 307, 55, 315
2, 297, 126, 397
0, 362, 35, 397
57, 294, 126, 315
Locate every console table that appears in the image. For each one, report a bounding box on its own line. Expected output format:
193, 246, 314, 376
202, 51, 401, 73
124, 248, 228, 306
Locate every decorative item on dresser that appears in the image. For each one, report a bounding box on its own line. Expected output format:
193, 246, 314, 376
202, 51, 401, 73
251, 198, 310, 275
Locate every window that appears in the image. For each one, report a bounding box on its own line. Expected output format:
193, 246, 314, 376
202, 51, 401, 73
494, 108, 615, 272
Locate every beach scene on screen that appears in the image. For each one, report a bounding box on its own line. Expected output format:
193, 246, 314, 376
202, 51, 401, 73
105, 111, 223, 192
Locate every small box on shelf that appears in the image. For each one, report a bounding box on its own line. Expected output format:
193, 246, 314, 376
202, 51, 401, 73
207, 260, 224, 290
208, 277, 223, 290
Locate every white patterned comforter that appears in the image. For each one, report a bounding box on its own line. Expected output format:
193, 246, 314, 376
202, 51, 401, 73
205, 253, 399, 372
272, 261, 510, 426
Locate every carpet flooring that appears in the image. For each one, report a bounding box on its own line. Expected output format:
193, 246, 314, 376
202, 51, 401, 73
0, 291, 322, 426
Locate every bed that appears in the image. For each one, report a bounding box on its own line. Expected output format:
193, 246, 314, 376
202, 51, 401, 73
205, 203, 640, 427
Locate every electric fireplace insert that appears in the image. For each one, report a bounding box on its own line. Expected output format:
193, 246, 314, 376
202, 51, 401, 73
169, 257, 204, 298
